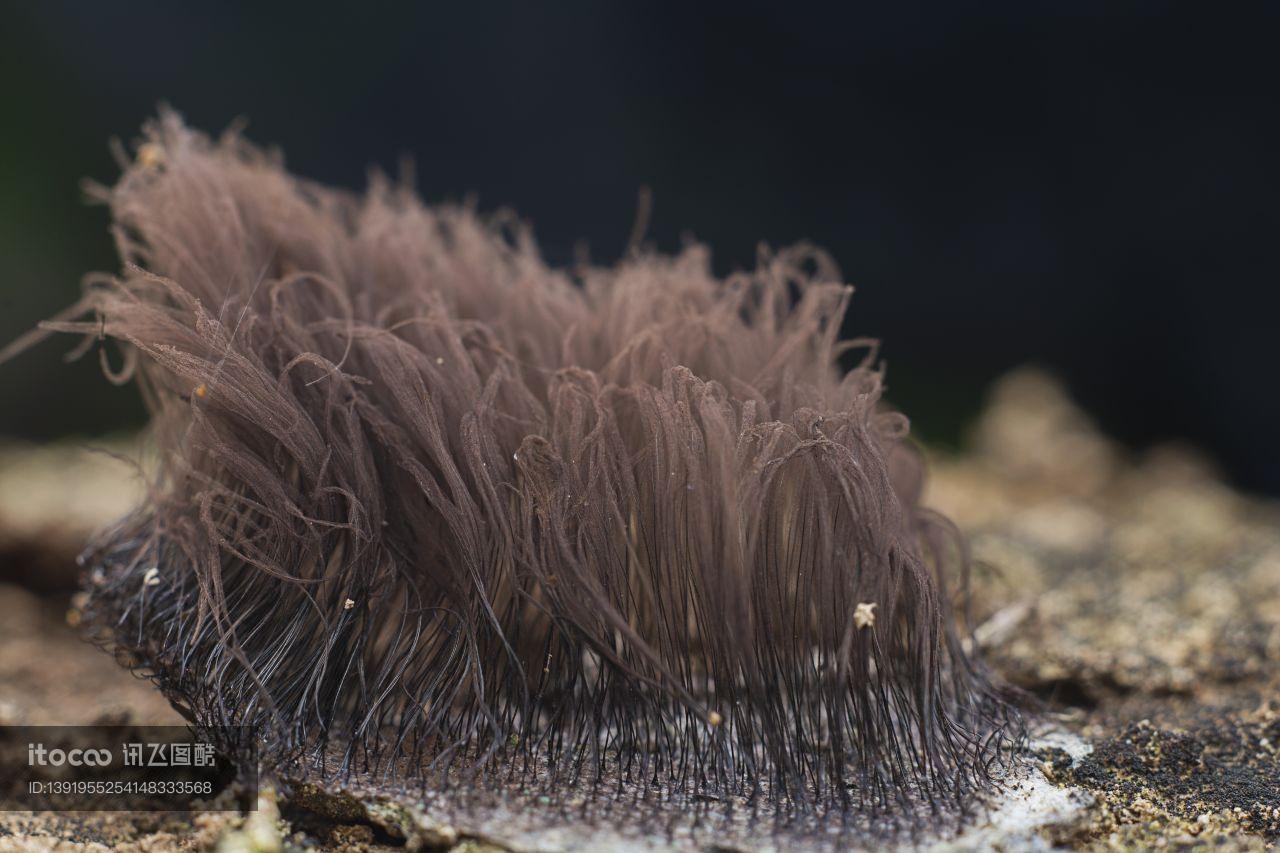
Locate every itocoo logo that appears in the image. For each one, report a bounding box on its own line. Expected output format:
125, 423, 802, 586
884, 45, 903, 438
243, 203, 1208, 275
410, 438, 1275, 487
27, 743, 113, 767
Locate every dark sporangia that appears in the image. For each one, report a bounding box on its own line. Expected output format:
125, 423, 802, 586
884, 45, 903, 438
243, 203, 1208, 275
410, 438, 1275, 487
8, 111, 1020, 823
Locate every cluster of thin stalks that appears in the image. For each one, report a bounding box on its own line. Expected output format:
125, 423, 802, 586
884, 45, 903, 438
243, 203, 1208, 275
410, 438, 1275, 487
13, 110, 1020, 820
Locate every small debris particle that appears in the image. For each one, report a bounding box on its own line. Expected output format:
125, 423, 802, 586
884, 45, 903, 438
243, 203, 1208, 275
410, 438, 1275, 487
194, 383, 208, 398
136, 142, 165, 169
343, 598, 355, 610
854, 601, 877, 629
142, 567, 160, 586
707, 711, 723, 727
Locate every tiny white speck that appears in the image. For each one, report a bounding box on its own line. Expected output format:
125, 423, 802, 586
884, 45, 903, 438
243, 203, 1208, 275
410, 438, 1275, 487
142, 567, 160, 586
435, 357, 444, 365
344, 598, 355, 610
853, 601, 877, 629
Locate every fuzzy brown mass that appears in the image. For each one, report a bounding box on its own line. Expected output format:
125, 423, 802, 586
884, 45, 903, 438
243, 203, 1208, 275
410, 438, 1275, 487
22, 111, 1019, 819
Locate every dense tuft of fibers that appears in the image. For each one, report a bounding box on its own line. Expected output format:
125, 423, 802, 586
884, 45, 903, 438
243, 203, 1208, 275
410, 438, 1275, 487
27, 111, 1019, 817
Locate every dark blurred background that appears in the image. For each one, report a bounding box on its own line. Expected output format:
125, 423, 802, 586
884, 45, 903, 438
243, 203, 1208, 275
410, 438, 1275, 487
1, 2, 1277, 493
